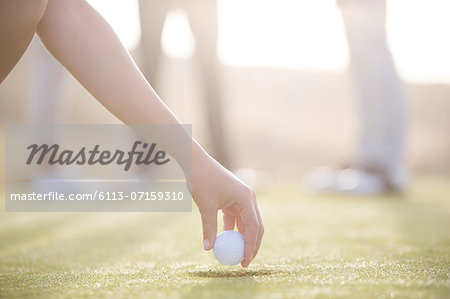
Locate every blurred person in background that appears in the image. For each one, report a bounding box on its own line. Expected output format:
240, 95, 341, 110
139, 0, 231, 168
307, 0, 407, 195
26, 0, 230, 182
25, 0, 231, 168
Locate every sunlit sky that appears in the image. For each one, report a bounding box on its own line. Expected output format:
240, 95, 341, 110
89, 0, 450, 84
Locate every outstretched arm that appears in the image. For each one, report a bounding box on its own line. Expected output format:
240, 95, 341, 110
37, 0, 173, 125
36, 0, 263, 267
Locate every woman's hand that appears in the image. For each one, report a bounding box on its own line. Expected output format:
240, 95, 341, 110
190, 147, 264, 267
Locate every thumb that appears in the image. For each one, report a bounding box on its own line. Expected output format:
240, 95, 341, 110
200, 207, 218, 251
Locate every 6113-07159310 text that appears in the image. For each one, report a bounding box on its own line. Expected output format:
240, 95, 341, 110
9, 191, 185, 201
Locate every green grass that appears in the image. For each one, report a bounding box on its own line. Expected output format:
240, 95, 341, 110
0, 177, 449, 298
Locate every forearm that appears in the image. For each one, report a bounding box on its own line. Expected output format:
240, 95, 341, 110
36, 0, 208, 172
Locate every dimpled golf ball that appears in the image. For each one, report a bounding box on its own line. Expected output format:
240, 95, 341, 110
213, 230, 245, 266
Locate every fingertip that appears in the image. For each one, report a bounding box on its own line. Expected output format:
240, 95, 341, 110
203, 239, 211, 250
203, 239, 209, 250
241, 256, 252, 268
241, 252, 253, 268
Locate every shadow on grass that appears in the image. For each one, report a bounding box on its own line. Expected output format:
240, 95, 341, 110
182, 268, 290, 299
188, 269, 285, 278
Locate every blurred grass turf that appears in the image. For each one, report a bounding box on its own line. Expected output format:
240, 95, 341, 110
0, 177, 449, 298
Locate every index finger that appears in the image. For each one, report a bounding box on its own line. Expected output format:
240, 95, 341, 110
252, 192, 264, 258
239, 199, 259, 268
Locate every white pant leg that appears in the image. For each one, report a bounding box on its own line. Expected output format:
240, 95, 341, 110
339, 0, 406, 184
27, 35, 67, 124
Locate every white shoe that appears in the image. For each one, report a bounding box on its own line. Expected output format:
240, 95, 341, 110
305, 165, 407, 195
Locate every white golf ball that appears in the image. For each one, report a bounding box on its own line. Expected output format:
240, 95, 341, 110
213, 230, 245, 266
